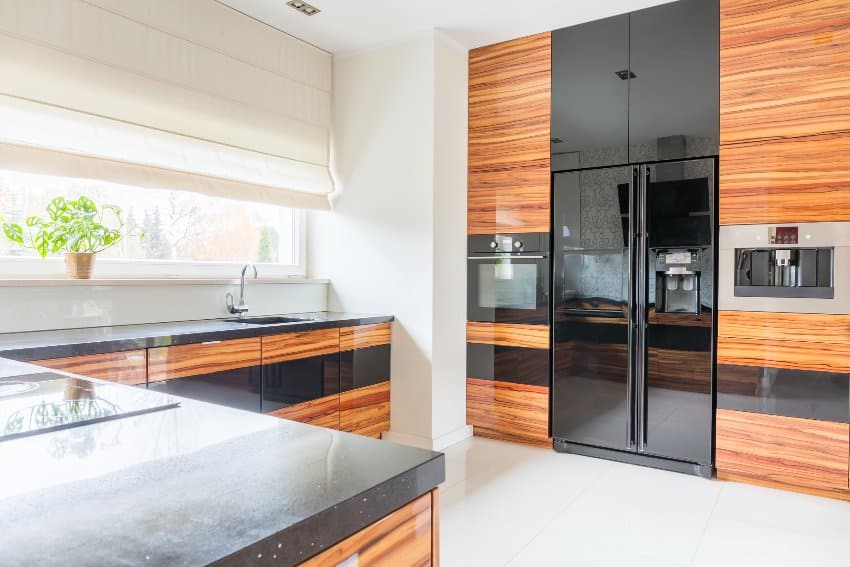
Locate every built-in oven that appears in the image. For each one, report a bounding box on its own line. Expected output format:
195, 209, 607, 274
467, 233, 550, 325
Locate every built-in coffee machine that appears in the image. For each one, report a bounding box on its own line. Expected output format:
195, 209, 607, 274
654, 249, 704, 313
732, 226, 834, 299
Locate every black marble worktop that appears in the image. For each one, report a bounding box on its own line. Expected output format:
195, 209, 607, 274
0, 357, 443, 566
0, 312, 394, 361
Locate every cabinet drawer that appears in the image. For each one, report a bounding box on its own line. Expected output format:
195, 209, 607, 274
268, 394, 339, 429
262, 329, 339, 364
716, 409, 850, 491
148, 338, 261, 382
339, 381, 390, 438
467, 378, 550, 447
32, 350, 147, 385
339, 323, 391, 352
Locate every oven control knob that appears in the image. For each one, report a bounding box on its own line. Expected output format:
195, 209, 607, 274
514, 241, 523, 249
489, 241, 498, 249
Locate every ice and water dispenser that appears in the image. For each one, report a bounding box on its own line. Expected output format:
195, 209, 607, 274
734, 226, 834, 299
655, 249, 704, 313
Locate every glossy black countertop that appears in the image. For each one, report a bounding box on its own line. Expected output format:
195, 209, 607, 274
0, 312, 394, 361
0, 357, 443, 566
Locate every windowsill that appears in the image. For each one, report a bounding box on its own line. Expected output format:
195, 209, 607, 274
0, 277, 329, 287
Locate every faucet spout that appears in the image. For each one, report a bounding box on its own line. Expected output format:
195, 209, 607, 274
226, 263, 258, 317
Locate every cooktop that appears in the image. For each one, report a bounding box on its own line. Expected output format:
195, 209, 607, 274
0, 372, 180, 442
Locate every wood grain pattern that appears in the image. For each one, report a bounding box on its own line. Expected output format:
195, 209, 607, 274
466, 322, 549, 349
32, 350, 147, 386
261, 328, 339, 365
719, 132, 850, 224
720, 0, 850, 145
148, 338, 260, 381
339, 381, 390, 439
466, 378, 550, 447
717, 471, 850, 502
302, 491, 433, 567
267, 394, 340, 429
431, 488, 440, 567
339, 323, 391, 352
717, 311, 850, 372
468, 32, 551, 234
716, 409, 850, 492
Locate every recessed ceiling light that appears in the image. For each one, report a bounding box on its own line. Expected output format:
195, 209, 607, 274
615, 69, 636, 80
551, 137, 564, 144
287, 0, 321, 16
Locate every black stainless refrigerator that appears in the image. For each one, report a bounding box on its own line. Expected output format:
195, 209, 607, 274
551, 159, 716, 477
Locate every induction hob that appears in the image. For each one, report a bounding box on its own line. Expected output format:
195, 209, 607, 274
0, 372, 180, 442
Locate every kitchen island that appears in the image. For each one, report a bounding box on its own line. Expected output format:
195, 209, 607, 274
0, 357, 443, 566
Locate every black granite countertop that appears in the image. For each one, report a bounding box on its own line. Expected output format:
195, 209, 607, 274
0, 358, 444, 566
0, 312, 394, 361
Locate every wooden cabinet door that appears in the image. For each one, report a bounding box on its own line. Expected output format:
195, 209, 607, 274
468, 32, 551, 235
339, 323, 391, 438
147, 338, 262, 412
716, 409, 850, 493
32, 350, 147, 386
262, 329, 340, 428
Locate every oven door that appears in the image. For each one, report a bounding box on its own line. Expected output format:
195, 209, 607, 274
468, 255, 549, 325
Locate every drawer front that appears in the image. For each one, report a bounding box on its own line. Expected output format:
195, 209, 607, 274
262, 329, 339, 364
147, 366, 262, 413
262, 353, 339, 414
147, 338, 261, 381
339, 323, 391, 352
466, 378, 550, 447
32, 350, 147, 385
339, 381, 390, 438
716, 409, 850, 491
268, 394, 339, 429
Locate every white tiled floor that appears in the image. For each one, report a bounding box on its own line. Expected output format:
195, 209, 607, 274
439, 436, 850, 567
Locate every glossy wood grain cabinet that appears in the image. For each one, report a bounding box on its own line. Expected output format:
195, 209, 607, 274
339, 323, 392, 438
719, 0, 850, 224
301, 490, 438, 567
716, 409, 850, 500
466, 322, 550, 447
468, 32, 551, 235
262, 328, 341, 429
147, 338, 262, 412
31, 350, 147, 386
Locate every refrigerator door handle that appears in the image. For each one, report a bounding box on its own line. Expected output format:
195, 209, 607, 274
626, 166, 639, 449
638, 165, 651, 451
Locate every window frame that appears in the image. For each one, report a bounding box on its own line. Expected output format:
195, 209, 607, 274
0, 210, 307, 279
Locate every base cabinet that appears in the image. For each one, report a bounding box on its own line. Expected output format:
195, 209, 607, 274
301, 489, 438, 567
339, 382, 390, 438
466, 378, 550, 448
716, 409, 850, 499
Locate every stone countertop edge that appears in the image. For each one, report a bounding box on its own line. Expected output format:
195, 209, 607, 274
214, 454, 445, 566
0, 312, 395, 362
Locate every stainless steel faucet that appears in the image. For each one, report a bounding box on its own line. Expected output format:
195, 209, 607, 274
226, 263, 258, 317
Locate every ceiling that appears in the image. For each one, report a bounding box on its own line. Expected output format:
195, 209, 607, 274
216, 0, 675, 56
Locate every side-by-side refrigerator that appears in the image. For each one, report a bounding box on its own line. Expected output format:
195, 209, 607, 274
552, 159, 716, 477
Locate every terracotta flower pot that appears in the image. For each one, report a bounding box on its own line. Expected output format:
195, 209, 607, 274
65, 252, 96, 279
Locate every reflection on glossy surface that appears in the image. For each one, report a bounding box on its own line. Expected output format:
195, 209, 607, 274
0, 372, 178, 442
0, 357, 443, 566
718, 364, 850, 423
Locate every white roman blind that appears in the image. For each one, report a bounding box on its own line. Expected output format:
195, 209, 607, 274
0, 0, 334, 209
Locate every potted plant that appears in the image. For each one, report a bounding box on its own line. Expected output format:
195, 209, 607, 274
2, 196, 128, 279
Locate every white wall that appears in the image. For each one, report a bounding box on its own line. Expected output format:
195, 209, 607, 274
309, 31, 470, 449
0, 281, 327, 333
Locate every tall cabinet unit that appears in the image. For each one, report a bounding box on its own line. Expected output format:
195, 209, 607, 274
551, 0, 719, 476
466, 33, 553, 447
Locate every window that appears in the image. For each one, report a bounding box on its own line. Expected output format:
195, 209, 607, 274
0, 170, 304, 278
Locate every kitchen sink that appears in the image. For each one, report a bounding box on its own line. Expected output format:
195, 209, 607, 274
225, 316, 312, 325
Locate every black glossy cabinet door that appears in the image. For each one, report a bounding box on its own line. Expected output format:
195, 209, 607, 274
629, 0, 719, 163
551, 14, 630, 170
262, 355, 340, 414
147, 367, 262, 413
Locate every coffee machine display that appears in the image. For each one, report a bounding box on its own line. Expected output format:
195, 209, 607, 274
655, 249, 702, 314
735, 247, 833, 299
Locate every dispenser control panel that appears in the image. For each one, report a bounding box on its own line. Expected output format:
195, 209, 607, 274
769, 226, 798, 245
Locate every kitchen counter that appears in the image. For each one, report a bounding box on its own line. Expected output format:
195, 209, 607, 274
0, 357, 444, 566
0, 312, 393, 361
